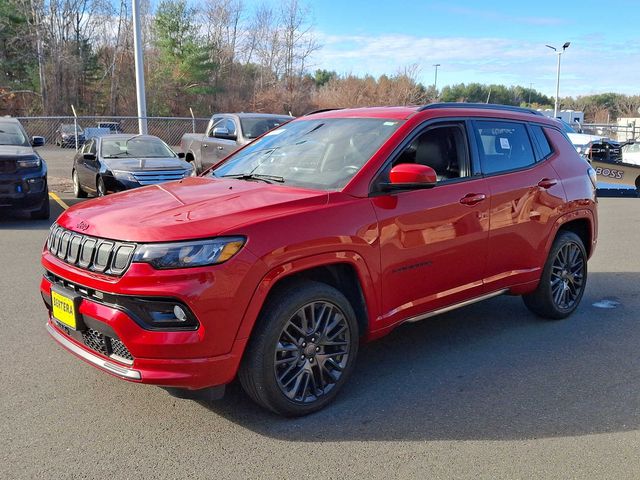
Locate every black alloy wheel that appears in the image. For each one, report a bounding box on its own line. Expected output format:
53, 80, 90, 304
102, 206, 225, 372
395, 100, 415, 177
239, 281, 359, 416
274, 300, 352, 403
549, 242, 585, 310
524, 231, 587, 319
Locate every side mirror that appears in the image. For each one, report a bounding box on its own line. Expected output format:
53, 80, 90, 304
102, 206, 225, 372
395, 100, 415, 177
32, 136, 45, 147
382, 164, 437, 191
212, 127, 237, 141
83, 153, 96, 161
177, 152, 186, 158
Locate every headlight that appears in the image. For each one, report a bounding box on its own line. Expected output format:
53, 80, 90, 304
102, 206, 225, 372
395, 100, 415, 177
111, 170, 137, 182
17, 155, 41, 169
132, 237, 245, 269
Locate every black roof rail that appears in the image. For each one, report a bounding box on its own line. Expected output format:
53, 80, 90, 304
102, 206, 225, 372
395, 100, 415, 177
418, 102, 544, 116
304, 108, 344, 116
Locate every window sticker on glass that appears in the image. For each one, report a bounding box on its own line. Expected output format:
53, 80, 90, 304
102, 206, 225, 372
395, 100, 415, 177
383, 121, 399, 126
500, 137, 511, 149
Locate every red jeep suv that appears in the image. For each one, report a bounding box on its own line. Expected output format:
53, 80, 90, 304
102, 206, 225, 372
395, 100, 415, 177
41, 104, 598, 416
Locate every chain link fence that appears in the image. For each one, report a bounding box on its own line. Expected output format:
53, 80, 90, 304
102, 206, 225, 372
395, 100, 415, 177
581, 122, 638, 142
16, 116, 211, 147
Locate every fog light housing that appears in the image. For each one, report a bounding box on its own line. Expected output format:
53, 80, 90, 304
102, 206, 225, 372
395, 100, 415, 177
116, 297, 199, 330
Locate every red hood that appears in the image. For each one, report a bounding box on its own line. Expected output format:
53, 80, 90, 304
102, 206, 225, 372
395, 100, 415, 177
57, 177, 329, 242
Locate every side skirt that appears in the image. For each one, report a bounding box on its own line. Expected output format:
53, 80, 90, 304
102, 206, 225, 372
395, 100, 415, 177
402, 289, 509, 324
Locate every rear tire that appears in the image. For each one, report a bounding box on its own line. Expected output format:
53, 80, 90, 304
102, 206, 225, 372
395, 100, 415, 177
239, 280, 359, 416
523, 231, 587, 320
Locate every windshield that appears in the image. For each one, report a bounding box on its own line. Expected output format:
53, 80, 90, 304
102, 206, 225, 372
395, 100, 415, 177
212, 118, 403, 190
101, 137, 176, 158
240, 117, 292, 139
61, 124, 83, 134
0, 122, 29, 146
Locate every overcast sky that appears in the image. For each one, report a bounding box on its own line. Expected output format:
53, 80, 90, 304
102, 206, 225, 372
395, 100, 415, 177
295, 0, 640, 97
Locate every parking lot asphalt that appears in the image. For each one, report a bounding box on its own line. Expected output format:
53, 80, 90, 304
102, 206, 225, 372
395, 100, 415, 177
1, 191, 640, 478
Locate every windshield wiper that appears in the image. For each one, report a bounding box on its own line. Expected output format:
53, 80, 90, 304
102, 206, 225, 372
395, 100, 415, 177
221, 173, 285, 184
106, 151, 132, 157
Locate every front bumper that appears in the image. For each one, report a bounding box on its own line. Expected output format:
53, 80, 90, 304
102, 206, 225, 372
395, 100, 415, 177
41, 246, 263, 389
102, 174, 141, 193
0, 168, 47, 211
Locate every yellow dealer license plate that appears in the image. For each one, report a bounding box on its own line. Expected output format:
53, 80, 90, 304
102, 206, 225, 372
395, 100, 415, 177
51, 290, 78, 330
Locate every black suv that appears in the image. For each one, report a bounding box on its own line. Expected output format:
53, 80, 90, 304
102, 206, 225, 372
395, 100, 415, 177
0, 117, 49, 219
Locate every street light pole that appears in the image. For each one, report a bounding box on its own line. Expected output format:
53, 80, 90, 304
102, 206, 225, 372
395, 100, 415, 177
433, 64, 441, 99
546, 42, 570, 118
132, 0, 148, 135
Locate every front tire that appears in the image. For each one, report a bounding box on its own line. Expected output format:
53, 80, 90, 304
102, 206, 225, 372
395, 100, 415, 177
239, 281, 359, 416
73, 170, 87, 198
523, 231, 587, 319
96, 176, 106, 197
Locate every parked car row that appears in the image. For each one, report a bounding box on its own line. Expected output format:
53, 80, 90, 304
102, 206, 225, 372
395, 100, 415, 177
55, 122, 123, 149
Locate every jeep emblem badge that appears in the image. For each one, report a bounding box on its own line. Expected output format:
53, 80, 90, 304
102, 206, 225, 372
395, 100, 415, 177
76, 221, 89, 231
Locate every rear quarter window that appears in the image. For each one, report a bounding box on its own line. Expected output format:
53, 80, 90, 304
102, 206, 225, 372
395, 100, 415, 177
473, 120, 536, 174
530, 125, 553, 159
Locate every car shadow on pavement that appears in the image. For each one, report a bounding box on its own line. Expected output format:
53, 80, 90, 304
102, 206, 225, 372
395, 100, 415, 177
199, 271, 640, 442
0, 199, 62, 231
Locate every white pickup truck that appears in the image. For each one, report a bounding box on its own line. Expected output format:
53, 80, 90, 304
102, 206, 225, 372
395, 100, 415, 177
180, 113, 293, 173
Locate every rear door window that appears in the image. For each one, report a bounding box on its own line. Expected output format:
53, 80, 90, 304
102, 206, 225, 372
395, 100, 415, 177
473, 120, 536, 174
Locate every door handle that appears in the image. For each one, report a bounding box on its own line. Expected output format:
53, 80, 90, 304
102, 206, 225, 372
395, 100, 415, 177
217, 146, 224, 150
538, 178, 558, 189
459, 193, 486, 206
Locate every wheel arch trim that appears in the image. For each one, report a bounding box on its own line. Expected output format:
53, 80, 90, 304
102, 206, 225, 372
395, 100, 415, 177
234, 251, 379, 344
544, 209, 596, 259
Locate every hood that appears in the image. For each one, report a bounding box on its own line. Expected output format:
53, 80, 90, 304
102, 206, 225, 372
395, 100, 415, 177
567, 132, 611, 147
0, 145, 35, 156
57, 177, 329, 242
103, 157, 189, 171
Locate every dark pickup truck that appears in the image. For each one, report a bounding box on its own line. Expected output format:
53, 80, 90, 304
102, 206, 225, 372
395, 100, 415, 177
180, 113, 292, 173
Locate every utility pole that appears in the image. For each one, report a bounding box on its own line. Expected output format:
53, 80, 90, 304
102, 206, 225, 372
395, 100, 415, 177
528, 83, 533, 105
433, 64, 441, 99
546, 42, 570, 118
132, 0, 148, 134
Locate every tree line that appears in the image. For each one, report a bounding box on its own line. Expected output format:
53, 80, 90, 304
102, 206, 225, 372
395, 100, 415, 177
1, 0, 639, 122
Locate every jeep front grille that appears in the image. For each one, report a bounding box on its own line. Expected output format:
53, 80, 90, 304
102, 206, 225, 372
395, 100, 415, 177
47, 224, 136, 276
